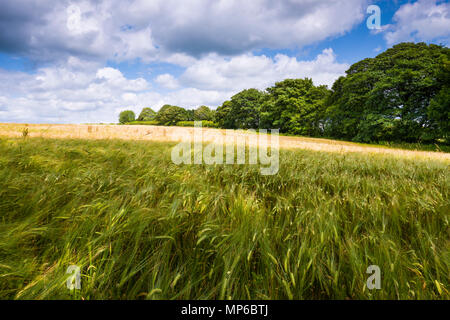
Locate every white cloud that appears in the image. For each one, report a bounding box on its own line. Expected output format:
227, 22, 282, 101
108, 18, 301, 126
163, 53, 197, 67
0, 0, 368, 63
180, 48, 348, 91
385, 0, 450, 45
0, 59, 154, 123
0, 0, 360, 123
0, 49, 349, 123
166, 88, 231, 109
66, 3, 100, 36
155, 74, 180, 90
137, 0, 367, 57
96, 67, 149, 91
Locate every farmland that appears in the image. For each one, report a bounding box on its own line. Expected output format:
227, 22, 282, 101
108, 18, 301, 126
0, 124, 449, 299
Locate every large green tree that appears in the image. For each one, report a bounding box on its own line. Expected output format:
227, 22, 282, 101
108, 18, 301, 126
155, 105, 189, 125
214, 101, 233, 128
261, 78, 329, 136
137, 107, 156, 121
119, 110, 136, 124
427, 55, 450, 143
326, 42, 449, 143
194, 106, 215, 121
215, 89, 264, 129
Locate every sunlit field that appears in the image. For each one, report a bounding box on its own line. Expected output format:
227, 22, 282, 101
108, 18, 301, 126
0, 125, 448, 299
1, 123, 449, 160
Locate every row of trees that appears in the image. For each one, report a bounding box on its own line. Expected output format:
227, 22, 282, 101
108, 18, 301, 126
119, 105, 215, 125
120, 43, 449, 143
215, 81, 329, 137
326, 42, 449, 143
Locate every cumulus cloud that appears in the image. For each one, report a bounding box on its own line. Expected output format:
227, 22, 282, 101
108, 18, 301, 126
96, 67, 149, 91
0, 0, 158, 63
0, 48, 349, 123
138, 0, 367, 57
179, 48, 348, 91
155, 74, 180, 90
0, 56, 226, 123
0, 0, 367, 63
0, 58, 153, 123
0, 0, 360, 123
385, 0, 450, 45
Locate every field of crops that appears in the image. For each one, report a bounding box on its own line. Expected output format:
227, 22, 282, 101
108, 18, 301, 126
1, 123, 449, 160
0, 127, 449, 299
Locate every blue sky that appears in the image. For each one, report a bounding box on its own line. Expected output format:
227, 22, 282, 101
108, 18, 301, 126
0, 0, 448, 123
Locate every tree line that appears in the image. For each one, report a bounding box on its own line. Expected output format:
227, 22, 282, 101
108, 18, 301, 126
119, 105, 216, 127
119, 43, 449, 144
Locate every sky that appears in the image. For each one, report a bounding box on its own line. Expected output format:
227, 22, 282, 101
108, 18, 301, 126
0, 0, 449, 123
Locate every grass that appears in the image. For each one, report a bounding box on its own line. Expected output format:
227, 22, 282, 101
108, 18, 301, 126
374, 141, 450, 153
1, 124, 448, 162
269, 131, 450, 153
0, 136, 448, 300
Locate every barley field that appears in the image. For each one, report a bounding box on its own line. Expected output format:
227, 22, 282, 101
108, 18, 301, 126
1, 123, 449, 160
0, 124, 448, 299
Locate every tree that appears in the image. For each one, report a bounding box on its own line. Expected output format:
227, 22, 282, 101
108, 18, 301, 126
119, 110, 135, 124
194, 106, 215, 121
137, 107, 156, 121
428, 88, 450, 143
326, 42, 449, 143
214, 101, 233, 128
186, 109, 195, 121
261, 78, 329, 136
215, 89, 264, 129
427, 55, 450, 143
155, 105, 189, 125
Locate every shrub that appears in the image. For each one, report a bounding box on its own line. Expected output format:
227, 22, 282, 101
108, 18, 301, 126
126, 121, 159, 126
176, 120, 219, 128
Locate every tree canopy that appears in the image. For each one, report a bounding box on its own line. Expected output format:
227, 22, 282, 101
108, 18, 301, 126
326, 42, 449, 143
261, 78, 329, 136
137, 107, 156, 121
119, 43, 449, 144
154, 105, 189, 126
194, 106, 215, 121
215, 89, 264, 129
119, 110, 135, 124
